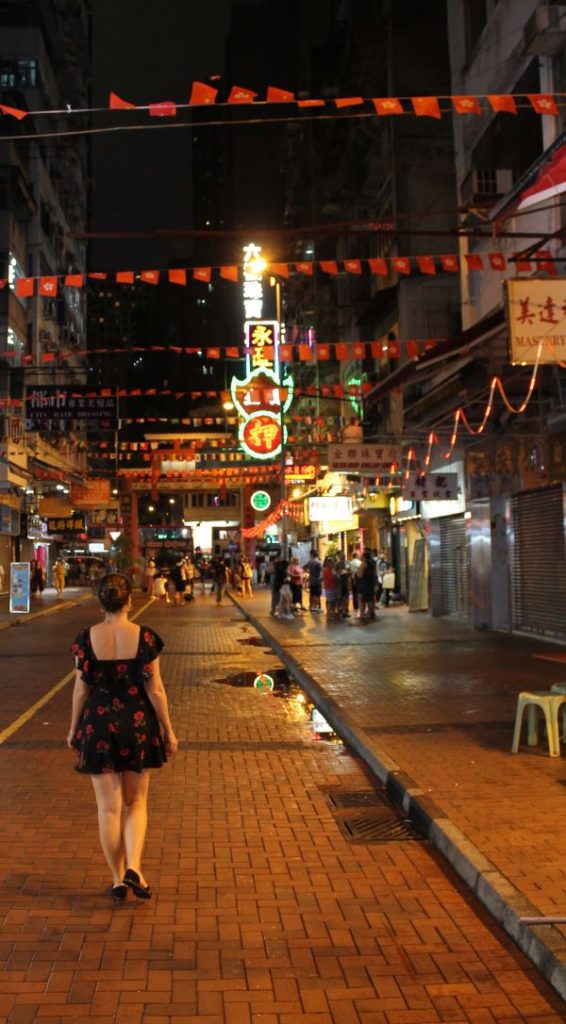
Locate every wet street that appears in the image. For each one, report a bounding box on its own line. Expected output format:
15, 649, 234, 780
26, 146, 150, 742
0, 591, 563, 1022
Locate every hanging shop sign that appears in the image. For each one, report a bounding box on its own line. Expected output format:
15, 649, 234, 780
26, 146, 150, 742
25, 386, 117, 430
401, 472, 459, 501
307, 496, 353, 522
250, 490, 271, 512
242, 242, 266, 324
231, 369, 294, 460
10, 562, 30, 614
328, 443, 402, 473
71, 478, 111, 508
507, 278, 566, 364
46, 514, 86, 535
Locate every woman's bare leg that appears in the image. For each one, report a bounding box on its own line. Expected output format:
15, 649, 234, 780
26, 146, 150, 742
122, 771, 150, 884
90, 774, 125, 885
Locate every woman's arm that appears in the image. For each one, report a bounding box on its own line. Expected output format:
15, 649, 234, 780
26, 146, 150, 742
67, 670, 89, 748
144, 658, 178, 755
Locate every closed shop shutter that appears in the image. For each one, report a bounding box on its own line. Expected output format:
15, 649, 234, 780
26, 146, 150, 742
432, 515, 468, 616
511, 485, 566, 640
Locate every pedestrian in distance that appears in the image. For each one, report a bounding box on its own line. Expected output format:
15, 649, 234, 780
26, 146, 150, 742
53, 558, 66, 598
30, 557, 44, 599
270, 556, 288, 615
322, 556, 340, 621
144, 558, 156, 595
288, 556, 305, 612
358, 551, 377, 621
67, 573, 178, 902
169, 558, 187, 606
304, 549, 323, 612
349, 548, 361, 617
152, 569, 171, 604
212, 557, 229, 605
277, 575, 295, 619
239, 556, 253, 597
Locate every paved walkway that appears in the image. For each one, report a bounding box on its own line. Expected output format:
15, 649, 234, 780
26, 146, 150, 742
0, 586, 91, 631
0, 594, 564, 1021
230, 587, 566, 1000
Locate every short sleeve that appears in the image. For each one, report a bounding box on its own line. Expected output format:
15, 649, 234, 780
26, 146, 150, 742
140, 626, 164, 662
71, 627, 91, 683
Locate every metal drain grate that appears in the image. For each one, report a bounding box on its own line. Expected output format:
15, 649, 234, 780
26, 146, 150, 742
337, 810, 416, 843
327, 790, 389, 810
324, 788, 421, 844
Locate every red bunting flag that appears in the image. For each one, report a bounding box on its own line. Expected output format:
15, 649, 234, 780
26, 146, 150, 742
488, 252, 506, 270
297, 98, 325, 108
513, 253, 532, 273
452, 96, 482, 115
226, 347, 239, 357
487, 94, 517, 115
168, 269, 187, 285
220, 266, 238, 281
0, 103, 28, 120
116, 271, 134, 284
352, 343, 366, 359
528, 94, 559, 115
0, 279, 6, 289
109, 92, 136, 109
279, 344, 293, 361
193, 267, 211, 283
392, 257, 410, 274
372, 98, 403, 115
140, 270, 159, 285
228, 86, 257, 104
371, 342, 383, 358
412, 96, 441, 119
299, 345, 313, 361
535, 249, 557, 275
320, 261, 339, 275
464, 253, 484, 271
88, 272, 107, 280
344, 259, 362, 274
149, 101, 177, 117
335, 343, 349, 360
387, 341, 400, 357
15, 277, 34, 298
189, 81, 218, 106
295, 262, 313, 275
39, 276, 58, 296
206, 348, 221, 359
266, 86, 295, 103
335, 96, 363, 108
41, 352, 56, 363
368, 257, 388, 275
417, 256, 436, 275
316, 344, 330, 360
406, 341, 420, 358
440, 255, 459, 272
270, 263, 289, 278
64, 274, 84, 287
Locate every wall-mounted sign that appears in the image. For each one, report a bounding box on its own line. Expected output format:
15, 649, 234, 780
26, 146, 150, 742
328, 443, 402, 473
71, 478, 111, 508
46, 515, 86, 534
25, 386, 117, 430
507, 278, 566, 364
243, 242, 265, 323
402, 472, 459, 501
10, 562, 30, 614
308, 496, 353, 522
245, 320, 279, 375
0, 504, 20, 535
231, 369, 293, 460
250, 490, 271, 512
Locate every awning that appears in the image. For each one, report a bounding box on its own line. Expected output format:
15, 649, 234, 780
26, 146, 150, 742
364, 308, 505, 407
489, 128, 566, 226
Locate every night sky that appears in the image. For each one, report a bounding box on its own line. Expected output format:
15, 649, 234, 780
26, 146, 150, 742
90, 0, 233, 269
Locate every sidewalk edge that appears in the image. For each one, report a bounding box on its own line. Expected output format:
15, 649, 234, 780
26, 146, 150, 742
231, 595, 566, 1001
0, 592, 92, 631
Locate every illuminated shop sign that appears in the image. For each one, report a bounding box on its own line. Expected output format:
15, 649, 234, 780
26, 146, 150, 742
308, 496, 353, 522
242, 242, 265, 321
250, 490, 271, 511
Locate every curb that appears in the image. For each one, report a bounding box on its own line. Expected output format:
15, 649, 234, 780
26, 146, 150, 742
231, 594, 566, 1002
0, 591, 93, 631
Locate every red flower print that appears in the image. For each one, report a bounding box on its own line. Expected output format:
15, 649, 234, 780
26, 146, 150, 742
108, 722, 117, 733
96, 705, 107, 715
143, 630, 151, 643
116, 663, 127, 675
133, 711, 145, 723
82, 660, 89, 673
119, 748, 130, 757
142, 663, 152, 674
85, 724, 93, 736
127, 686, 138, 696
75, 730, 82, 740
151, 736, 160, 746
112, 697, 121, 707
96, 740, 110, 751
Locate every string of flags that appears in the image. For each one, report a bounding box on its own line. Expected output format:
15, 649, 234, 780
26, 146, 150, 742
1, 249, 558, 296
1, 86, 565, 122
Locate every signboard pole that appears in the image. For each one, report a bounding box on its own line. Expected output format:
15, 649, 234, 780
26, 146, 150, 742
276, 281, 288, 559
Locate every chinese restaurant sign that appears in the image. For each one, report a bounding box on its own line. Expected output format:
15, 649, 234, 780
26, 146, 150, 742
328, 443, 402, 473
507, 279, 566, 364
25, 386, 117, 429
402, 472, 459, 501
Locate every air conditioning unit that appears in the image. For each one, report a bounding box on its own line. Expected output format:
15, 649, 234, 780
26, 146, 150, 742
525, 5, 566, 55
472, 168, 513, 196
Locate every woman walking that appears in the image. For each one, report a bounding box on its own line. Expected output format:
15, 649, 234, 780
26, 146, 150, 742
67, 573, 177, 901
322, 556, 339, 620
358, 551, 377, 621
53, 558, 65, 598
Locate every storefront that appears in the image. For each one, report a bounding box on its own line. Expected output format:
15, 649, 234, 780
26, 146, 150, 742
0, 502, 20, 593
510, 484, 566, 642
422, 461, 468, 618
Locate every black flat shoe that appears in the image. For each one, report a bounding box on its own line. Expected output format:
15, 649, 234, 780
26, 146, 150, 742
123, 868, 152, 899
111, 884, 128, 902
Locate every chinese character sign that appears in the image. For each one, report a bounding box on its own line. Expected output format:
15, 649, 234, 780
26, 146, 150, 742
244, 320, 278, 375
242, 413, 282, 459
328, 443, 402, 473
402, 472, 459, 501
507, 279, 566, 363
242, 242, 265, 322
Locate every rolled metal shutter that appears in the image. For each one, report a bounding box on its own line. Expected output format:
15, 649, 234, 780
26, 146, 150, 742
511, 485, 566, 640
436, 515, 468, 616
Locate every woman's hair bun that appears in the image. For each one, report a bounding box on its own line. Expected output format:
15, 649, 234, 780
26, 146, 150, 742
98, 572, 132, 612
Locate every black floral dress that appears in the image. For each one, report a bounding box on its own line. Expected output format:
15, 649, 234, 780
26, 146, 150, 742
70, 625, 167, 775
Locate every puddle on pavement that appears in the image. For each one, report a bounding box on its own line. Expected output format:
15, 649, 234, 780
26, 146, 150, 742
213, 667, 342, 744
237, 636, 267, 647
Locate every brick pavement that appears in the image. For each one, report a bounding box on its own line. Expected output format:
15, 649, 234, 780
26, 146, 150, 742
0, 594, 563, 1021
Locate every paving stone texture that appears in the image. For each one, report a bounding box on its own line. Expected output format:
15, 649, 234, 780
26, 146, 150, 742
0, 590, 563, 1021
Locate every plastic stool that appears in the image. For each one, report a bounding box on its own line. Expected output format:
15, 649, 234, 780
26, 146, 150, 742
511, 692, 566, 758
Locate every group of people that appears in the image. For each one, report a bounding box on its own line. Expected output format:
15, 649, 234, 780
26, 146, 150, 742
144, 553, 254, 607
269, 549, 395, 622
